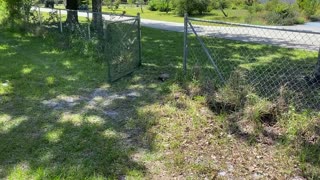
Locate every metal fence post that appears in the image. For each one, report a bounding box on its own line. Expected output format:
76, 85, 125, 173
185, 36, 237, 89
38, 6, 42, 26
137, 13, 142, 66
183, 13, 188, 74
59, 9, 63, 33
87, 10, 91, 39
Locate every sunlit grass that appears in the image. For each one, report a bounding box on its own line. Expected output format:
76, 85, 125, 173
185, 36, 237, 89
50, 4, 255, 24
0, 24, 319, 179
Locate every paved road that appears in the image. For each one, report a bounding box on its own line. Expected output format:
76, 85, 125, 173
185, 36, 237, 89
38, 7, 320, 51
141, 18, 320, 51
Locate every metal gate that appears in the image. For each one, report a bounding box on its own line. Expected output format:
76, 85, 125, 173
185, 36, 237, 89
104, 14, 142, 82
31, 7, 142, 82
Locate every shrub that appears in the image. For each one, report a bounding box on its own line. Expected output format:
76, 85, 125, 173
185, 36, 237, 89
172, 0, 210, 16
148, 0, 158, 11
0, 1, 7, 22
265, 0, 281, 11
105, 0, 121, 10
211, 0, 230, 10
2, 0, 33, 28
148, 0, 172, 12
158, 0, 172, 12
230, 0, 245, 8
309, 15, 320, 21
264, 0, 301, 25
245, 0, 257, 6
297, 0, 320, 18
246, 3, 264, 13
114, 0, 121, 9
211, 0, 230, 17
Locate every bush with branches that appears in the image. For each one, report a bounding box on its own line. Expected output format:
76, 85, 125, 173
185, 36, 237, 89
172, 0, 210, 16
148, 0, 172, 12
265, 0, 302, 25
211, 0, 230, 17
2, 0, 34, 27
297, 0, 320, 18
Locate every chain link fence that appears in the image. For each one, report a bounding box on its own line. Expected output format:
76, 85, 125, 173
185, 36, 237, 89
27, 7, 141, 82
183, 14, 320, 113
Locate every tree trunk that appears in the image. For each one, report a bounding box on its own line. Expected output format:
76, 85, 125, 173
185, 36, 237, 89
66, 0, 78, 24
220, 8, 228, 17
92, 0, 103, 34
140, 0, 144, 13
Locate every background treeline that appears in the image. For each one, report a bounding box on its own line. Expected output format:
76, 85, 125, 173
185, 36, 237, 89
1, 0, 320, 26
148, 0, 320, 24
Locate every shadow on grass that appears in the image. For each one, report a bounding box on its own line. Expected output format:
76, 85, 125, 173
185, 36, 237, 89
0, 27, 184, 178
187, 33, 320, 177
188, 35, 320, 111
1, 24, 319, 178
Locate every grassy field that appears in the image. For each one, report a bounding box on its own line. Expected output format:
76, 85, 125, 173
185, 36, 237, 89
0, 23, 320, 179
51, 4, 261, 24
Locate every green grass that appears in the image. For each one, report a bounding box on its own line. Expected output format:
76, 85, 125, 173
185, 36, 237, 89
0, 24, 320, 179
51, 4, 257, 24
47, 4, 308, 25
101, 5, 251, 23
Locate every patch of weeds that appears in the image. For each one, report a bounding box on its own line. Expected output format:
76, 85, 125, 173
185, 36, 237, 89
208, 70, 253, 114
278, 110, 320, 177
245, 93, 278, 127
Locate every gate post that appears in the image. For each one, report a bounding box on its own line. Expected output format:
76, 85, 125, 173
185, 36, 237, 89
87, 10, 91, 39
59, 9, 63, 33
38, 6, 42, 26
183, 13, 188, 74
137, 13, 142, 66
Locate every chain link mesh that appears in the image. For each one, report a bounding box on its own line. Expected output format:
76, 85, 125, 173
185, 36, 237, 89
186, 17, 320, 112
27, 7, 141, 82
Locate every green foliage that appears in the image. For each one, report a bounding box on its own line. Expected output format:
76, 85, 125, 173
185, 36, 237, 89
297, 0, 320, 18
245, 2, 264, 13
105, 0, 121, 10
1, 23, 320, 178
148, 0, 158, 11
158, 0, 172, 12
211, 0, 230, 17
265, 0, 281, 11
211, 0, 230, 10
264, 0, 301, 25
245, 0, 256, 6
172, 0, 210, 16
148, 0, 172, 12
0, 0, 7, 22
2, 0, 34, 26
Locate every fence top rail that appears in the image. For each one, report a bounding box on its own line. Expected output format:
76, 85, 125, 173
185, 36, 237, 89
35, 6, 138, 18
107, 18, 138, 25
188, 17, 320, 35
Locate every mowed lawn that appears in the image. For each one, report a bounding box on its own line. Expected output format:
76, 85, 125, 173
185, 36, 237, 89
0, 26, 320, 179
0, 27, 185, 179
53, 4, 252, 24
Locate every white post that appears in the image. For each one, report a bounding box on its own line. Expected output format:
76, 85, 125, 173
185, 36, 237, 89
87, 10, 91, 39
38, 6, 42, 26
59, 9, 63, 33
